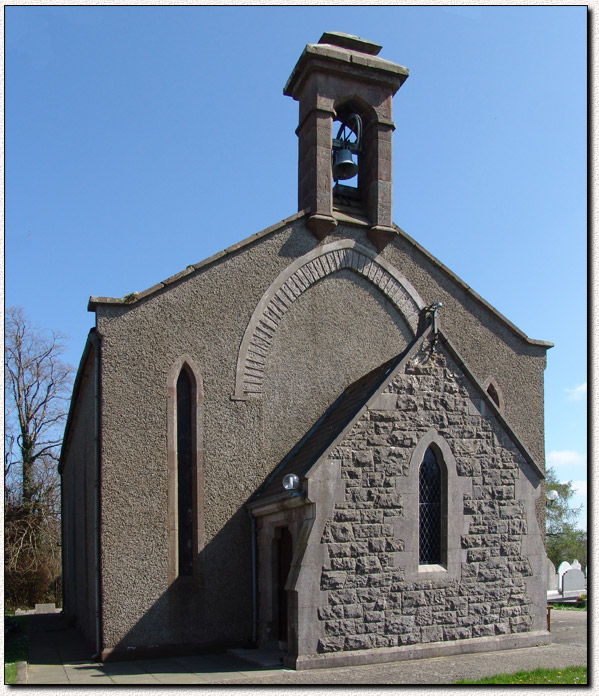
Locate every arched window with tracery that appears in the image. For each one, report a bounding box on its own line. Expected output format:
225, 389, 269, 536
419, 447, 445, 566
408, 430, 461, 578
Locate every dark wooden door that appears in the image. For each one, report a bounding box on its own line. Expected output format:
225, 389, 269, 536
277, 527, 293, 642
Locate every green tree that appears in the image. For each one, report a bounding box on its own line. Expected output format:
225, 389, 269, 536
545, 466, 587, 568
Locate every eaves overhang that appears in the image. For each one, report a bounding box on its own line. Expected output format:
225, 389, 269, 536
58, 329, 98, 475
87, 210, 310, 311
86, 209, 552, 352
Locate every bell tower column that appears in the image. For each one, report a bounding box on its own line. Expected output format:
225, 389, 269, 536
284, 32, 409, 248
364, 117, 397, 249
296, 101, 337, 240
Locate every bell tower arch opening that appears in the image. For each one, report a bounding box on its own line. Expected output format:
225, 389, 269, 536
284, 31, 409, 248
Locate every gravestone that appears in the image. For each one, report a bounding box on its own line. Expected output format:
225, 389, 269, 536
34, 603, 57, 614
562, 568, 586, 593
557, 561, 572, 588
571, 559, 582, 571
546, 558, 558, 590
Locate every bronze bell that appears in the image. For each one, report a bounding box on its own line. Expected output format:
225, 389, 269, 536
332, 148, 359, 181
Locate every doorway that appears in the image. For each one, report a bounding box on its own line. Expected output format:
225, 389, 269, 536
274, 527, 293, 648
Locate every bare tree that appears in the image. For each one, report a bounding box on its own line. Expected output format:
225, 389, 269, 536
4, 307, 74, 607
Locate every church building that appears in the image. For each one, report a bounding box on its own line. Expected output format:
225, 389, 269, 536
60, 32, 553, 669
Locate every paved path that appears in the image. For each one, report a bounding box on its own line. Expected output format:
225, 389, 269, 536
25, 610, 587, 685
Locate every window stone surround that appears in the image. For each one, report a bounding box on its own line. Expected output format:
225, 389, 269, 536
166, 355, 205, 586
483, 376, 505, 412
399, 428, 470, 582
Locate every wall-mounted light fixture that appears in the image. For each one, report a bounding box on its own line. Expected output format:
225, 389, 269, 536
283, 473, 301, 497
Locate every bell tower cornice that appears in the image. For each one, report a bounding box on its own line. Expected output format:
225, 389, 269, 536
285, 32, 409, 248
284, 34, 408, 101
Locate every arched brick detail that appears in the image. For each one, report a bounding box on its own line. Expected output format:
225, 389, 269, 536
233, 240, 425, 399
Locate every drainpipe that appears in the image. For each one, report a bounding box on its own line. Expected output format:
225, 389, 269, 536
90, 331, 102, 660
247, 507, 258, 645
60, 477, 66, 614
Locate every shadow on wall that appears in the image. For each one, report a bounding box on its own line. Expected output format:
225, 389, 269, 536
101, 504, 255, 662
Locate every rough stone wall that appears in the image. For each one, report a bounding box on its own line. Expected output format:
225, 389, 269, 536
378, 228, 548, 467
317, 344, 545, 654
89, 216, 547, 653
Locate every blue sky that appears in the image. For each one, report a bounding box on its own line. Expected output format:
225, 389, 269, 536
6, 6, 587, 528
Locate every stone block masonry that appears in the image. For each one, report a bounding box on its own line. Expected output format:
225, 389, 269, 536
316, 344, 537, 654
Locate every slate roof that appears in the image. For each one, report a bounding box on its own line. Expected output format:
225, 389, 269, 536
58, 329, 98, 475
249, 327, 545, 508
250, 343, 414, 505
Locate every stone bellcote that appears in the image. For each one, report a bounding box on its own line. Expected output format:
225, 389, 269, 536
284, 32, 409, 249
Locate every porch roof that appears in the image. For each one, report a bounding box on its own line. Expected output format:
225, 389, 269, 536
249, 345, 413, 505
248, 324, 545, 510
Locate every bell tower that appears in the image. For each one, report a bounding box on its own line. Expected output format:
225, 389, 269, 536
284, 32, 409, 250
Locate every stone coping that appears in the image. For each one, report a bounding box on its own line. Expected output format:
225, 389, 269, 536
393, 223, 553, 349
284, 41, 409, 99
87, 210, 309, 311
319, 31, 383, 56
87, 209, 552, 349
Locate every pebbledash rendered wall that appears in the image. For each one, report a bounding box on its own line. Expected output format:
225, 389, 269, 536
86, 213, 550, 656
60, 340, 98, 648
290, 339, 547, 668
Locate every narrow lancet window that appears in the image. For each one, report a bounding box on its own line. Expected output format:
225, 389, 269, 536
419, 447, 442, 565
487, 382, 500, 408
177, 368, 194, 577
483, 377, 504, 412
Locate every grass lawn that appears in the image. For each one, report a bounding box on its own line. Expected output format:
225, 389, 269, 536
4, 614, 31, 685
550, 592, 587, 611
550, 602, 587, 611
457, 665, 587, 685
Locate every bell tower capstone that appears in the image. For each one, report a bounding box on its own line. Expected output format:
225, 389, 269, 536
284, 31, 409, 249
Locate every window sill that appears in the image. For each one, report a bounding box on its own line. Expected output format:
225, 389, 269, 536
418, 564, 447, 574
